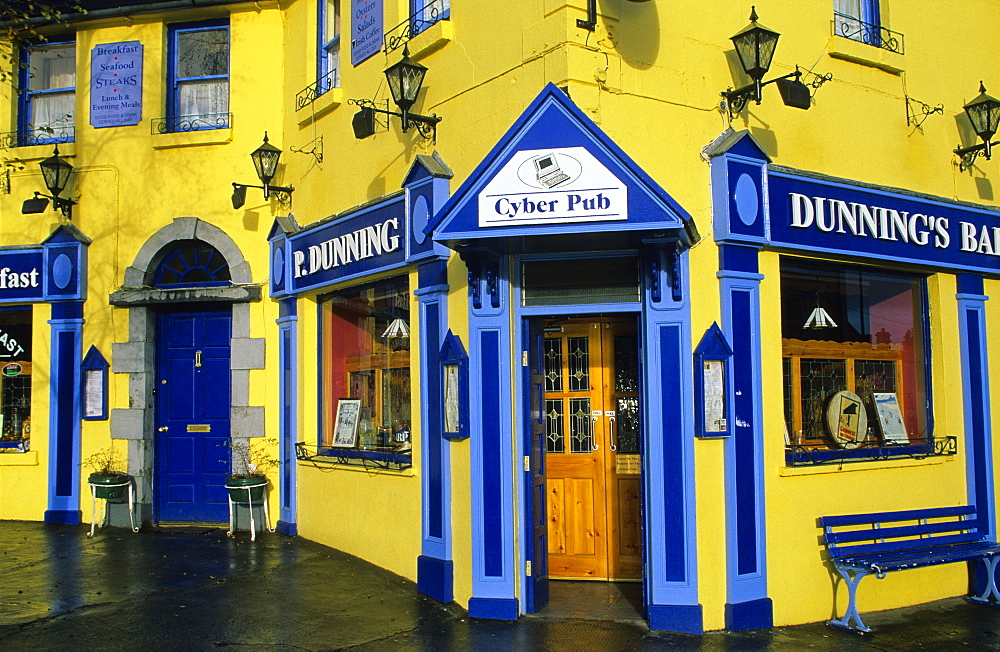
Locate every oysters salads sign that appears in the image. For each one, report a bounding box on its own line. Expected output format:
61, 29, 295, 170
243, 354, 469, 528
90, 41, 143, 128
351, 0, 383, 66
478, 147, 627, 227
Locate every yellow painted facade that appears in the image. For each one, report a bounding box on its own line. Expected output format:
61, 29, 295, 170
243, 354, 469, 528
0, 0, 998, 634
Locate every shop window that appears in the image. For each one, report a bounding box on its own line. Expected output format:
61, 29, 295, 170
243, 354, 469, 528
17, 39, 75, 145
0, 308, 32, 453
166, 20, 229, 131
320, 278, 411, 454
781, 257, 930, 455
317, 0, 341, 95
410, 0, 449, 36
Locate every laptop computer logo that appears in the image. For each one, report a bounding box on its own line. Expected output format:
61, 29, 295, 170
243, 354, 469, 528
533, 154, 571, 188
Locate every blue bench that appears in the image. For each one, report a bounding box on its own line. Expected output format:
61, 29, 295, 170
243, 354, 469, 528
819, 505, 1000, 632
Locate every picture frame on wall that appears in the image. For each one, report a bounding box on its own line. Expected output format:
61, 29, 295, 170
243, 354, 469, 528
331, 398, 362, 447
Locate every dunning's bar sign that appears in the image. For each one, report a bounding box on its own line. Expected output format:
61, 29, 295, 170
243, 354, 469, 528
768, 172, 1000, 273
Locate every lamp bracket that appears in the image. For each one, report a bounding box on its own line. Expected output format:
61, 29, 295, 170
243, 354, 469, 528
722, 67, 831, 120
32, 190, 75, 219
232, 181, 294, 206
289, 136, 324, 164
349, 97, 442, 142
905, 96, 943, 128
577, 0, 598, 31
954, 141, 999, 172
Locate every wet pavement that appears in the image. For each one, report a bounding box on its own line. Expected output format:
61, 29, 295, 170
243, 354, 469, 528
1, 520, 999, 650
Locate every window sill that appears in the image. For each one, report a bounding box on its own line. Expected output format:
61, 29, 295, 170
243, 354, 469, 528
152, 128, 233, 150
828, 35, 904, 74
11, 142, 76, 162
297, 88, 343, 126
0, 449, 38, 465
779, 449, 955, 476
408, 19, 453, 60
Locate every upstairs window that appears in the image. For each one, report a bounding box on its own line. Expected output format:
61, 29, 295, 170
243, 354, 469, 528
18, 40, 76, 145
781, 258, 930, 455
317, 0, 341, 94
167, 20, 229, 131
410, 0, 449, 37
834, 0, 902, 53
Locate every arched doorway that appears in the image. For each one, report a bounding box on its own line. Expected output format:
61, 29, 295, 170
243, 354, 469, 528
109, 218, 264, 525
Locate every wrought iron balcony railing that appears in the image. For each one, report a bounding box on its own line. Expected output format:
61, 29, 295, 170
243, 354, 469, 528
296, 70, 339, 111
786, 435, 955, 467
0, 126, 75, 148
151, 112, 232, 134
383, 0, 448, 54
833, 12, 904, 54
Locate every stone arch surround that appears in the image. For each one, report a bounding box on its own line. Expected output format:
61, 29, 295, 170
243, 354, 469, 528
109, 217, 265, 523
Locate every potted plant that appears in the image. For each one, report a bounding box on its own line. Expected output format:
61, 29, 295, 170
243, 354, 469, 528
83, 446, 131, 500
224, 438, 278, 504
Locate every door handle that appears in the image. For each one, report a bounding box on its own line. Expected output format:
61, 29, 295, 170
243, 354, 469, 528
158, 426, 169, 432
591, 415, 600, 450
194, 350, 202, 368
609, 416, 617, 451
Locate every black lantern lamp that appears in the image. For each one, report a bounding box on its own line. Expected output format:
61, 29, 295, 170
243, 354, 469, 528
350, 45, 442, 141
21, 145, 76, 219
232, 132, 294, 209
954, 82, 1000, 170
722, 7, 819, 119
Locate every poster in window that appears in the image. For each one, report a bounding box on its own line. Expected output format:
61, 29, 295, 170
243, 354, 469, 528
873, 392, 908, 444
444, 364, 460, 434
331, 399, 362, 447
825, 390, 867, 448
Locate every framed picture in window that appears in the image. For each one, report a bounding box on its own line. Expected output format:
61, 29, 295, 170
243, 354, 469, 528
331, 399, 362, 447
873, 392, 908, 444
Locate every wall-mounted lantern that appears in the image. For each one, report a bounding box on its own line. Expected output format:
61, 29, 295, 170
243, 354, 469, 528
232, 132, 294, 209
21, 146, 76, 219
954, 82, 1000, 171
351, 45, 443, 141
721, 7, 828, 119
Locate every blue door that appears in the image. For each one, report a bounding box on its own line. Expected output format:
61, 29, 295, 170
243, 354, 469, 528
524, 318, 549, 611
155, 308, 232, 523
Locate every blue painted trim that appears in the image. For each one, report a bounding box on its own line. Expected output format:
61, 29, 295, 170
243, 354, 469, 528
276, 520, 298, 536
417, 555, 454, 604
958, 273, 985, 296
46, 309, 83, 522
720, 270, 770, 608
43, 509, 83, 524
726, 597, 774, 631
277, 300, 298, 529
467, 597, 519, 621
718, 244, 761, 274
481, 330, 503, 578
647, 604, 703, 635
957, 294, 995, 539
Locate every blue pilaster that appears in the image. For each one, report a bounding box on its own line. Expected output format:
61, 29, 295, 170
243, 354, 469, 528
957, 274, 995, 537
465, 252, 518, 619
416, 260, 454, 603
642, 242, 701, 635
276, 298, 298, 536
44, 301, 84, 524
719, 246, 772, 632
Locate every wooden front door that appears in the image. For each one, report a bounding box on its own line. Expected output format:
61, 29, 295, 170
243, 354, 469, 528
544, 319, 642, 580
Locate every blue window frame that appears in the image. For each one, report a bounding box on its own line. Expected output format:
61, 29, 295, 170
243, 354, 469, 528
410, 0, 449, 37
166, 20, 229, 131
317, 0, 341, 95
18, 39, 76, 145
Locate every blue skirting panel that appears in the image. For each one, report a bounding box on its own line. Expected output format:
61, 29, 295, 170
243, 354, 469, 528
276, 521, 297, 536
417, 555, 454, 604
43, 510, 82, 525
468, 597, 519, 621
648, 604, 703, 635
726, 597, 774, 631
